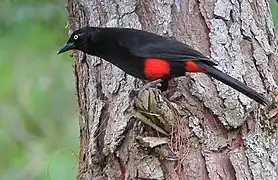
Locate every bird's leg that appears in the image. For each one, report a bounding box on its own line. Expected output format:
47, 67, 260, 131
131, 79, 168, 97
141, 79, 163, 90
158, 79, 169, 92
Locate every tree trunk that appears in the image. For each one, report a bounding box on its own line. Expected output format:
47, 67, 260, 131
66, 0, 278, 179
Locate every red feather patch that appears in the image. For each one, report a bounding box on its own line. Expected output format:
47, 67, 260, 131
184, 60, 205, 72
144, 58, 170, 80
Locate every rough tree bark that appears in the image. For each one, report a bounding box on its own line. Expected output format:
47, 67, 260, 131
66, 0, 278, 179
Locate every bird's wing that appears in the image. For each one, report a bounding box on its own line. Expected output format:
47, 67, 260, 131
118, 34, 217, 66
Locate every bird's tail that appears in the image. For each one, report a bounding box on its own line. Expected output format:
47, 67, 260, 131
197, 62, 268, 105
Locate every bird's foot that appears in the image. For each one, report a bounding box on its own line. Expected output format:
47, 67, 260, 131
131, 79, 163, 97
141, 79, 163, 91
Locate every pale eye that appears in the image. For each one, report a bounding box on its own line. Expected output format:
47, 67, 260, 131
73, 35, 79, 40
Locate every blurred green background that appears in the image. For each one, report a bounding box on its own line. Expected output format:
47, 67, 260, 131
0, 0, 277, 180
0, 0, 78, 179
271, 0, 278, 29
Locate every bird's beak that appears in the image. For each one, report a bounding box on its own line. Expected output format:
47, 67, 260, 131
57, 42, 75, 54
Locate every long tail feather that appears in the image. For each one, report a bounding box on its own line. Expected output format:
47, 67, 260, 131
198, 63, 268, 105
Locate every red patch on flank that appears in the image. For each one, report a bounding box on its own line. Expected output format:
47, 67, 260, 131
185, 60, 205, 72
144, 58, 171, 80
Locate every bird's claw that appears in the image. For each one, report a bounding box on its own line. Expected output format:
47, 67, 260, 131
136, 79, 163, 92
131, 79, 163, 97
141, 79, 163, 90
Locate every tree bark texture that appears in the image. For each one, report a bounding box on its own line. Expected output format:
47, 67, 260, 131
66, 0, 278, 179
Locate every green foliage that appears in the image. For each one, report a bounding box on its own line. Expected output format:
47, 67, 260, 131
0, 0, 78, 180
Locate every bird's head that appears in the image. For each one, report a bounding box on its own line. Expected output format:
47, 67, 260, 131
58, 27, 99, 54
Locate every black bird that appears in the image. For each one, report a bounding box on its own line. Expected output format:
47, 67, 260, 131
58, 27, 268, 105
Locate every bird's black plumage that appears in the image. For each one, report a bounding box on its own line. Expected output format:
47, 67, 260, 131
58, 26, 268, 105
